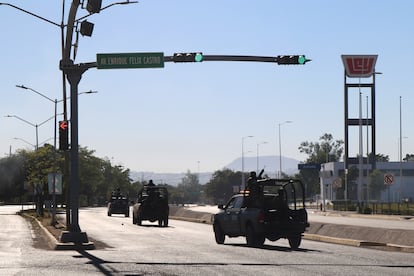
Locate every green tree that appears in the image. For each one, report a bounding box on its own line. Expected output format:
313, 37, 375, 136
0, 153, 26, 202
205, 169, 241, 204
370, 153, 390, 162
78, 147, 105, 206
403, 154, 414, 162
368, 169, 387, 200
297, 134, 344, 197
298, 133, 343, 163
0, 144, 136, 206
24, 144, 64, 189
177, 170, 201, 203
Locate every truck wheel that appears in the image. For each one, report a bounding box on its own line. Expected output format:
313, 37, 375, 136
256, 234, 265, 246
213, 223, 225, 244
288, 235, 302, 250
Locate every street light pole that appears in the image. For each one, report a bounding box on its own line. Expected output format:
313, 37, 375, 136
3, 0, 136, 247
399, 96, 403, 202
15, 84, 97, 225
241, 135, 254, 190
5, 114, 55, 150
278, 121, 292, 178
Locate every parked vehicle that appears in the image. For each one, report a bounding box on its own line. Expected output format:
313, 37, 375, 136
212, 178, 309, 249
132, 186, 169, 227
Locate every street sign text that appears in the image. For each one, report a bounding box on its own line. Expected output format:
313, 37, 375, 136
97, 52, 164, 69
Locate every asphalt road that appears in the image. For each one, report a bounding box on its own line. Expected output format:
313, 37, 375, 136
1, 205, 413, 275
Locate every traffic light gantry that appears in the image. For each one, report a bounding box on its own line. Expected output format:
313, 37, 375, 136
169, 53, 310, 65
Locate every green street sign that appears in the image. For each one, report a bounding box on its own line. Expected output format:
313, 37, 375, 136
96, 52, 164, 69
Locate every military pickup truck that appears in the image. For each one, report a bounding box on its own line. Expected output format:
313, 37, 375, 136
107, 193, 130, 217
212, 178, 309, 249
132, 186, 169, 227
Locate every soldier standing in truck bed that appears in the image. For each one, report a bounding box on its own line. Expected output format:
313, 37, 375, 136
246, 171, 263, 207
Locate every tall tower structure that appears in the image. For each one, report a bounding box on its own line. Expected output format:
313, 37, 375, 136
341, 55, 378, 202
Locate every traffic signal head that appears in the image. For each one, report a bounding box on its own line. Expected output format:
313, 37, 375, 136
86, 0, 102, 14
80, 20, 94, 37
59, 120, 69, 151
277, 55, 309, 65
173, 52, 203, 63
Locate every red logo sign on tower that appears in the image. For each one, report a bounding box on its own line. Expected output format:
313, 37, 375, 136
341, 55, 378, 78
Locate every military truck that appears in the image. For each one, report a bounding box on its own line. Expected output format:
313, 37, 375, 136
132, 186, 169, 227
212, 178, 309, 249
107, 191, 130, 217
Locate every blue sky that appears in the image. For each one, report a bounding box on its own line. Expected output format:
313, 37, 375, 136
1, 0, 413, 173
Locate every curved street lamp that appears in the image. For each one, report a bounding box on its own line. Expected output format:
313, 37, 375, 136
13, 137, 35, 149
2, 0, 137, 245
5, 114, 56, 150
15, 84, 96, 225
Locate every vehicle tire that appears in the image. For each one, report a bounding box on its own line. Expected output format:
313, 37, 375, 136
288, 235, 302, 250
256, 234, 265, 247
213, 223, 225, 244
246, 224, 263, 247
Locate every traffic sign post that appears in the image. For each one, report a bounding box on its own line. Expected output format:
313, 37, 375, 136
96, 52, 164, 69
384, 173, 394, 185
384, 173, 394, 206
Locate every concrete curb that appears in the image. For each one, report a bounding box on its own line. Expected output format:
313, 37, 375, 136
21, 212, 95, 250
173, 207, 414, 252
20, 213, 59, 250
169, 215, 212, 224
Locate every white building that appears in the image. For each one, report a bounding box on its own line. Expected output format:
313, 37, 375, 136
320, 161, 414, 203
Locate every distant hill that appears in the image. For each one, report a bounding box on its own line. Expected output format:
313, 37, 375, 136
224, 155, 299, 177
130, 155, 299, 186
129, 171, 213, 186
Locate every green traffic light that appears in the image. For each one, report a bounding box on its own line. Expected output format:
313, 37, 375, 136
195, 53, 203, 62
298, 55, 306, 64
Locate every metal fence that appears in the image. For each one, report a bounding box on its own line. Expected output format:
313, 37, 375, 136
326, 200, 414, 216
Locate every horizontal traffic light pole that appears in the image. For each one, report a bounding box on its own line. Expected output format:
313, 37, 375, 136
78, 52, 312, 70
165, 54, 311, 65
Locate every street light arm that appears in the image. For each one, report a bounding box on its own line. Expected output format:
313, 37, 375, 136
38, 114, 58, 127
5, 114, 36, 127
13, 137, 35, 148
75, 1, 139, 22
0, 3, 60, 27
56, 90, 98, 103
16, 84, 55, 103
